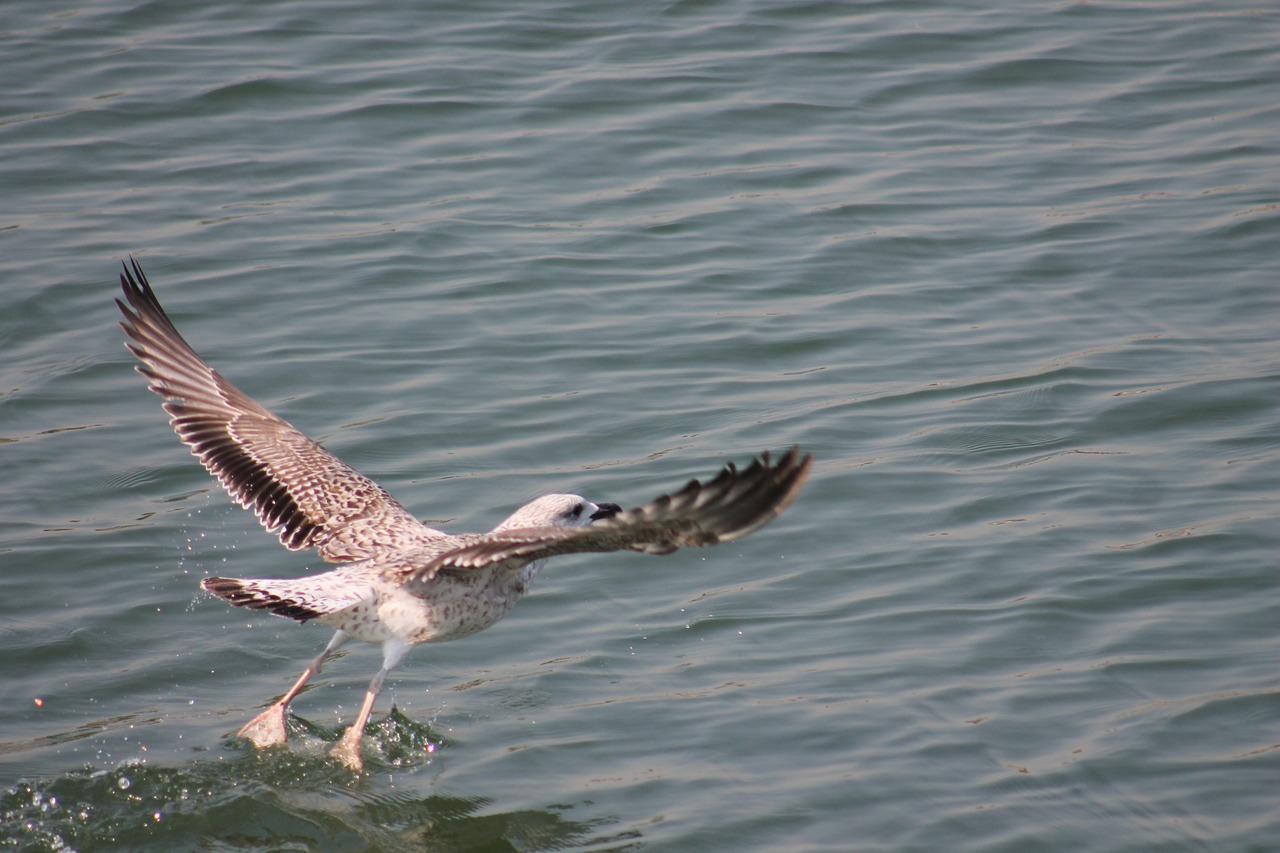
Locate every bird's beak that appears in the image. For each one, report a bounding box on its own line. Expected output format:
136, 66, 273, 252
589, 503, 622, 521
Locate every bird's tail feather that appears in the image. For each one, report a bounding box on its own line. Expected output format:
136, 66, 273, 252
201, 575, 365, 622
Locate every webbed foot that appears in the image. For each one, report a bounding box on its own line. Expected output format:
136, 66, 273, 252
237, 704, 289, 749
330, 726, 365, 772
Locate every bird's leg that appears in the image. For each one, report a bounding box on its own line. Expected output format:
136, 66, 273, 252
238, 630, 348, 749
331, 639, 410, 772
330, 672, 382, 772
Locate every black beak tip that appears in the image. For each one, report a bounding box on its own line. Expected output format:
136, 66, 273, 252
589, 502, 623, 521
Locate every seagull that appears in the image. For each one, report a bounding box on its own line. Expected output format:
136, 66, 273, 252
116, 258, 812, 771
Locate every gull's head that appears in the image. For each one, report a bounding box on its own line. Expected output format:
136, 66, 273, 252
494, 494, 622, 531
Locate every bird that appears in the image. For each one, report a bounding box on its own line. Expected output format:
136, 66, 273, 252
116, 258, 812, 771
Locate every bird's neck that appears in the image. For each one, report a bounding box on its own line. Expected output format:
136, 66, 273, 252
515, 559, 546, 589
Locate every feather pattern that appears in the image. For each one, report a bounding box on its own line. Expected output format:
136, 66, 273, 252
119, 257, 812, 770
117, 259, 445, 562
387, 448, 813, 584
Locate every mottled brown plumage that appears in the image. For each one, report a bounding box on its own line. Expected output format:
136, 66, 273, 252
119, 258, 812, 771
117, 257, 444, 563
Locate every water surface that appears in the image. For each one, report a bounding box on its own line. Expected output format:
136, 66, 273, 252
1, 1, 1277, 850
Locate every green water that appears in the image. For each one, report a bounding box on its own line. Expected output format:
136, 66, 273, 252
1, 1, 1276, 850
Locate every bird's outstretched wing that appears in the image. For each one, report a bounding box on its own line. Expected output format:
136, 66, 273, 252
395, 448, 812, 583
117, 258, 445, 562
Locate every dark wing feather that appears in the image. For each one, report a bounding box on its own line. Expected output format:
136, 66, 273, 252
117, 258, 444, 562
397, 448, 812, 583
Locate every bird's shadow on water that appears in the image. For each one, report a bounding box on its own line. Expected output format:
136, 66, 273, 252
0, 707, 642, 852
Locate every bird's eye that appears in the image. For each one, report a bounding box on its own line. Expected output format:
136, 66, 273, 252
571, 503, 585, 518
